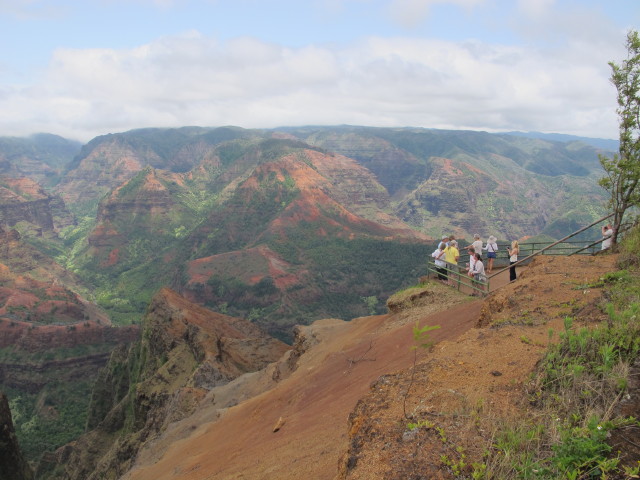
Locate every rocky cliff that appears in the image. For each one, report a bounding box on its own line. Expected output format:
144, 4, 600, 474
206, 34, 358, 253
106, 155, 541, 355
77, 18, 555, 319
0, 392, 34, 480
0, 176, 73, 235
0, 224, 140, 462
39, 288, 289, 480
0, 226, 108, 325
55, 127, 255, 212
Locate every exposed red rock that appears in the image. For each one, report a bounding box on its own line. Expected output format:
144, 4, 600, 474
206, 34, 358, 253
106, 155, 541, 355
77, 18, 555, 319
0, 319, 139, 352
45, 288, 289, 480
186, 245, 305, 291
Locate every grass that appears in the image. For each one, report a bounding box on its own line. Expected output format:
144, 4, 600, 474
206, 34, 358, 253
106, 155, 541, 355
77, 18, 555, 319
477, 226, 640, 479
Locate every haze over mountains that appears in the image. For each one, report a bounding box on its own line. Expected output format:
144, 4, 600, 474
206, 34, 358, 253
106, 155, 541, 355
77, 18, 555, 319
0, 124, 616, 477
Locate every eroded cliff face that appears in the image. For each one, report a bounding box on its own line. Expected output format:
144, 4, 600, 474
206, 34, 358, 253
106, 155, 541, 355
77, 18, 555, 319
40, 288, 289, 480
0, 226, 110, 326
0, 176, 73, 235
0, 392, 34, 480
287, 126, 607, 240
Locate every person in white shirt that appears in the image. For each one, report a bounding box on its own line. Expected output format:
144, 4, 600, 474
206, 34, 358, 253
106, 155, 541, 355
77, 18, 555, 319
483, 235, 498, 273
431, 245, 447, 281
464, 234, 483, 254
466, 247, 477, 277
470, 253, 485, 296
601, 225, 614, 250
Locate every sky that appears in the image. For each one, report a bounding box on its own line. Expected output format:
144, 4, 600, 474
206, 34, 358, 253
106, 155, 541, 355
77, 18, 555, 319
0, 0, 637, 143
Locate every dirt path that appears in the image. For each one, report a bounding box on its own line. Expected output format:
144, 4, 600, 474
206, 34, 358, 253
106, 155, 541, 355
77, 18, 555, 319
125, 293, 482, 480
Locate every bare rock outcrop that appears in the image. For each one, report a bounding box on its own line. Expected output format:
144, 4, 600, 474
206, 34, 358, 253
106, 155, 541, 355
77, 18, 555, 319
41, 288, 289, 480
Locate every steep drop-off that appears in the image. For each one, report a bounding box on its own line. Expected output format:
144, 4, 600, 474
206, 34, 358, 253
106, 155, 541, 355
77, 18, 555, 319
39, 288, 288, 480
0, 391, 34, 480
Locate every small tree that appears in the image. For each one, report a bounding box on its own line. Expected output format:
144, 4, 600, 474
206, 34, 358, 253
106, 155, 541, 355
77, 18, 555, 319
403, 321, 440, 419
599, 30, 640, 245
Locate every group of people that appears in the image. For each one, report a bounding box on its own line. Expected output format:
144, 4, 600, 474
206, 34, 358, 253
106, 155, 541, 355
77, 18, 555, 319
430, 223, 615, 291
431, 234, 521, 291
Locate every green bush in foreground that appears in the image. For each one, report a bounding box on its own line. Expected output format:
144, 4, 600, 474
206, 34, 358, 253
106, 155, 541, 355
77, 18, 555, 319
482, 229, 640, 479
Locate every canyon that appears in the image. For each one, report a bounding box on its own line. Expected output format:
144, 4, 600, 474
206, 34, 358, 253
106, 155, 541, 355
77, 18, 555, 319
0, 125, 626, 478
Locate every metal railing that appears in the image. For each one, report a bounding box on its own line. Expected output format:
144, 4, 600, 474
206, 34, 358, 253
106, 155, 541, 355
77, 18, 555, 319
428, 213, 616, 296
425, 257, 489, 296
487, 213, 615, 283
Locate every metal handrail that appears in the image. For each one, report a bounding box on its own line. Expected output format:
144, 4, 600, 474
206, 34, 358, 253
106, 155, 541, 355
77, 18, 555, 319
426, 258, 488, 296
427, 212, 616, 296
486, 212, 615, 280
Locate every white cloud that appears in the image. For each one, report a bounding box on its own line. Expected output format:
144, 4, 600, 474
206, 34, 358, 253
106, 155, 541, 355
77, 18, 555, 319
516, 0, 556, 18
0, 22, 623, 142
388, 0, 485, 28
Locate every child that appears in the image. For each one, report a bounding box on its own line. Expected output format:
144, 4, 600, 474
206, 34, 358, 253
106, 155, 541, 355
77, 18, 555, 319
470, 253, 485, 296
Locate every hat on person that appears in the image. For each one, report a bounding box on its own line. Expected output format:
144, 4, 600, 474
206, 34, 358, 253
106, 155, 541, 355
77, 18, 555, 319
442, 235, 448, 240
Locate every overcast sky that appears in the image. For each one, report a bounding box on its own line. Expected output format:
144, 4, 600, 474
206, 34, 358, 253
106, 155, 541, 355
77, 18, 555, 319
0, 0, 637, 142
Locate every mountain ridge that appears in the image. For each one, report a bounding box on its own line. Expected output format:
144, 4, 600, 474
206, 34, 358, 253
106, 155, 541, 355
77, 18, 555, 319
0, 125, 621, 471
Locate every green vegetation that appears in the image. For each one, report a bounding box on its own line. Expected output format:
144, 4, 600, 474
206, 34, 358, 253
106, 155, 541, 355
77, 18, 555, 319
266, 234, 430, 337
0, 342, 114, 363
482, 226, 640, 479
599, 29, 640, 245
0, 341, 126, 462
404, 322, 440, 419
6, 379, 94, 461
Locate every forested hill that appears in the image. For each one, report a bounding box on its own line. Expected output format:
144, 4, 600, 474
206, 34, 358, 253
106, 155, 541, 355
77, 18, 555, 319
0, 125, 616, 470
0, 125, 613, 337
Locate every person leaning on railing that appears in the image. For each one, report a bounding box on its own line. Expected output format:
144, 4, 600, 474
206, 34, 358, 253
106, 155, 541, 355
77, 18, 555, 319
483, 235, 498, 273
444, 240, 460, 286
601, 224, 614, 250
507, 240, 519, 282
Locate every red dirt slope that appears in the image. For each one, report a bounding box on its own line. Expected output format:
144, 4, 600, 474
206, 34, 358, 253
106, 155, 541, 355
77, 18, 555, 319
124, 254, 619, 480
123, 284, 477, 480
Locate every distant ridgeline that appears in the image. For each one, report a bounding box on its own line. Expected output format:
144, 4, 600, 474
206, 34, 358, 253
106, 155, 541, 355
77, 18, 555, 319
0, 125, 612, 337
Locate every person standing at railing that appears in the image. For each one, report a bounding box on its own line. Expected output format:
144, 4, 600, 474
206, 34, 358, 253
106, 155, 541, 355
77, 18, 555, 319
470, 253, 486, 296
483, 235, 498, 273
601, 225, 614, 250
465, 246, 477, 276
431, 244, 447, 281
464, 234, 483, 254
507, 240, 519, 282
444, 240, 460, 286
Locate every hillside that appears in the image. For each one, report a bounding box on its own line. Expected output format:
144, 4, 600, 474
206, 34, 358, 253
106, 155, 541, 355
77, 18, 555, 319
0, 134, 82, 187
113, 249, 637, 479
281, 126, 609, 240
0, 125, 624, 470
36, 288, 289, 480
0, 225, 139, 461
41, 126, 614, 336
